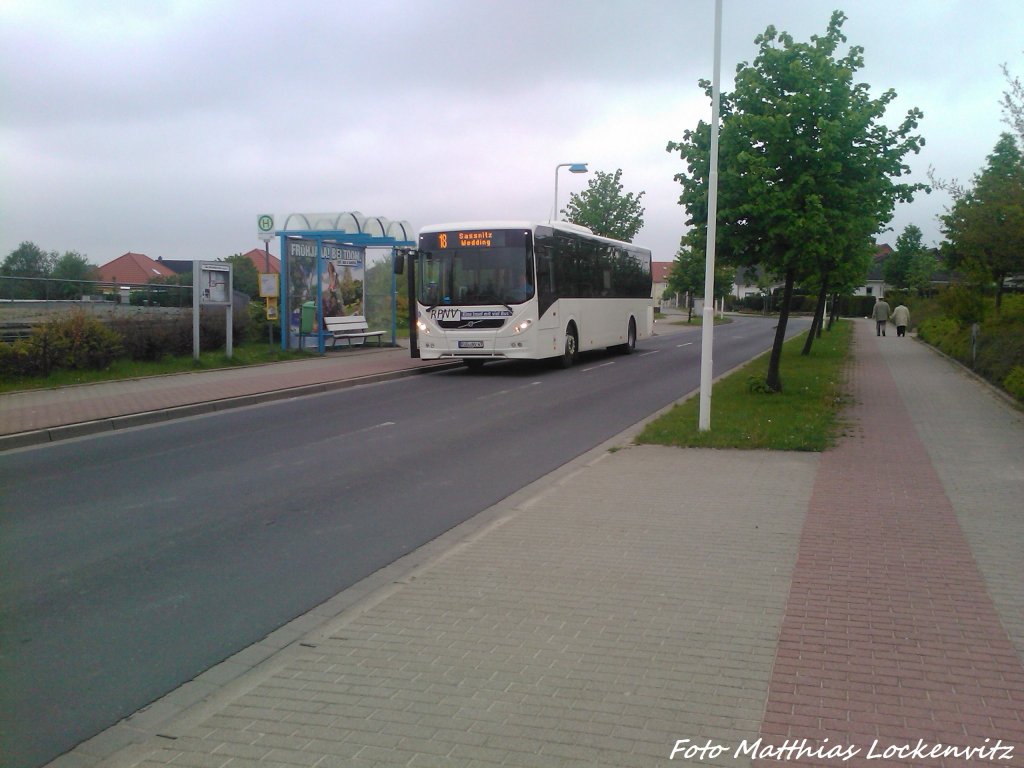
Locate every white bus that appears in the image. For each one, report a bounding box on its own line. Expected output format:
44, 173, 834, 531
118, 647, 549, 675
409, 221, 653, 369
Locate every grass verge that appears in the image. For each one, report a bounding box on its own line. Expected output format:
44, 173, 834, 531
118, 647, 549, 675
0, 342, 310, 393
636, 319, 852, 451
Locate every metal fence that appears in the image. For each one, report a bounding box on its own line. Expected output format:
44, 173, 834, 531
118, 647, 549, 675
0, 276, 194, 342
0, 275, 191, 306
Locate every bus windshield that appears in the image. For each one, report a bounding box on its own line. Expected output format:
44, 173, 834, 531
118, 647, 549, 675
417, 228, 534, 307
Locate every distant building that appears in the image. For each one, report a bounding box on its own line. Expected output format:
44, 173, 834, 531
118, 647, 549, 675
97, 249, 281, 285
238, 247, 280, 275
733, 266, 780, 300
95, 252, 176, 285
652, 262, 673, 305
857, 243, 893, 297
154, 257, 192, 275
157, 249, 281, 276
728, 243, 900, 301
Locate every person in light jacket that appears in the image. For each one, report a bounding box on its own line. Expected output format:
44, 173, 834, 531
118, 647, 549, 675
872, 297, 891, 336
892, 303, 910, 337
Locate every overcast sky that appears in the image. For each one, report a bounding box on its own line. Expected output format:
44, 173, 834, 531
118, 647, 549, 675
2, 0, 1022, 268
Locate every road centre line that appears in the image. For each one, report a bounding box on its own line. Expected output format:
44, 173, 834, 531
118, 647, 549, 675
477, 381, 543, 400
581, 361, 616, 372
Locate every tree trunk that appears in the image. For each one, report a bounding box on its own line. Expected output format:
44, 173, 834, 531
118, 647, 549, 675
802, 275, 829, 355
827, 292, 839, 331
765, 269, 795, 393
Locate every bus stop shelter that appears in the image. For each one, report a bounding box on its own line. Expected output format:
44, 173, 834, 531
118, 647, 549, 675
276, 212, 414, 354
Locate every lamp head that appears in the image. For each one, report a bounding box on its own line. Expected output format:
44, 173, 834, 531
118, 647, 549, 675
568, 163, 588, 173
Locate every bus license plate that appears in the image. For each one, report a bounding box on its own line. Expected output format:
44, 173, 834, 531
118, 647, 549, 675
458, 340, 484, 348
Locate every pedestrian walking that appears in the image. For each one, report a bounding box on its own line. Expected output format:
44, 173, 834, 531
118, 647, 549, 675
872, 296, 891, 336
892, 303, 910, 337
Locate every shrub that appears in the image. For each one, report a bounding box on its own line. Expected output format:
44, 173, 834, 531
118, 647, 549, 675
0, 339, 34, 377
1004, 365, 1024, 403
833, 295, 876, 318
11, 312, 124, 375
920, 317, 972, 362
918, 316, 960, 345
108, 308, 251, 361
247, 300, 281, 341
975, 322, 1023, 384
108, 317, 192, 361
939, 284, 985, 326
1000, 293, 1024, 321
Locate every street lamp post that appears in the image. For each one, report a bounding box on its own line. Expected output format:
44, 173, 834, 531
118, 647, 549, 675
553, 162, 588, 220
699, 0, 723, 432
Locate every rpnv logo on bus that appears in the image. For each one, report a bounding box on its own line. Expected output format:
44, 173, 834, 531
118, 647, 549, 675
427, 308, 512, 322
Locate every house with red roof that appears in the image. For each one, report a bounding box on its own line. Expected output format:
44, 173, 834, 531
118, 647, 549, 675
652, 261, 673, 305
239, 248, 280, 274
95, 252, 176, 285
97, 248, 279, 285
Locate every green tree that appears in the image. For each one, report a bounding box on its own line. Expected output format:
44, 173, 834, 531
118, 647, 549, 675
667, 238, 705, 321
940, 133, 1024, 313
885, 224, 927, 290
223, 254, 259, 298
907, 248, 939, 296
801, 236, 874, 350
2, 241, 56, 299
1001, 60, 1023, 142
667, 236, 736, 321
51, 251, 95, 282
562, 168, 646, 242
667, 11, 924, 390
50, 251, 98, 298
2, 241, 54, 278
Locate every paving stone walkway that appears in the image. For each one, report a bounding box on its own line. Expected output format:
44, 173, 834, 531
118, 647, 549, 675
33, 319, 1024, 767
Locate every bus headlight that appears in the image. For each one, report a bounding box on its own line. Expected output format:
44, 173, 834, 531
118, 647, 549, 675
416, 320, 429, 334
512, 319, 533, 334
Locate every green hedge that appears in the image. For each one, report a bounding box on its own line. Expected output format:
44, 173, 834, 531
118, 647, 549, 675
0, 308, 253, 377
0, 312, 123, 376
918, 294, 1024, 404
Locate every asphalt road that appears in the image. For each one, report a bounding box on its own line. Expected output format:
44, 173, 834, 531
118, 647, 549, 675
0, 314, 810, 768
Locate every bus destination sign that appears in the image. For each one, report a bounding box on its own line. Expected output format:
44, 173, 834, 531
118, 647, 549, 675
426, 230, 507, 249
456, 231, 492, 247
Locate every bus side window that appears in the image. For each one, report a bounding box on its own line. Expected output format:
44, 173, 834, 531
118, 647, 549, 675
536, 242, 556, 317
536, 246, 553, 291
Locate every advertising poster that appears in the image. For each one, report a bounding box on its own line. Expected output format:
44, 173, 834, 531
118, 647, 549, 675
287, 238, 317, 338
321, 244, 365, 318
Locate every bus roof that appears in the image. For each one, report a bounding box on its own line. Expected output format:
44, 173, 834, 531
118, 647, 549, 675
419, 220, 566, 233
418, 220, 649, 251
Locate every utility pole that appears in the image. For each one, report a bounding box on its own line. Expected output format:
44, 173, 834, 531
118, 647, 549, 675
699, 0, 723, 432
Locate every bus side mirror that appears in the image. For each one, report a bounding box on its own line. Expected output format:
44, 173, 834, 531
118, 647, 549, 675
393, 254, 405, 275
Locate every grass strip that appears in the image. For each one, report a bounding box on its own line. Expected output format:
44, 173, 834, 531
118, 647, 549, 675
636, 319, 852, 451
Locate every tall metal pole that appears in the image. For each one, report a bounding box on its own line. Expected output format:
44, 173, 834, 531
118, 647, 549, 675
553, 165, 563, 221
552, 163, 588, 220
265, 240, 273, 350
699, 0, 723, 431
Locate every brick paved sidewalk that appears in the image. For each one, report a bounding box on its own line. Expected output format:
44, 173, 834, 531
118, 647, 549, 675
49, 320, 1024, 768
753, 322, 1024, 767
77, 449, 820, 768
0, 346, 453, 448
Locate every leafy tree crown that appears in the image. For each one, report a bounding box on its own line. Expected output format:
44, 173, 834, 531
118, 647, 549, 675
562, 168, 646, 242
